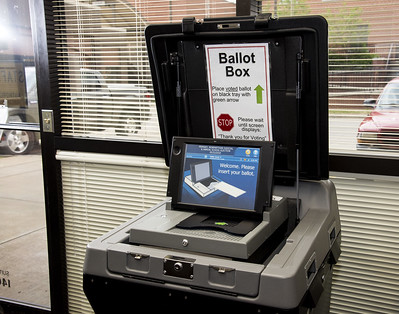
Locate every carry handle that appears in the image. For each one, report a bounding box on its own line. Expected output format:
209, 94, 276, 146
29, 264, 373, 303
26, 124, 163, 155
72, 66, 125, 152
182, 13, 273, 34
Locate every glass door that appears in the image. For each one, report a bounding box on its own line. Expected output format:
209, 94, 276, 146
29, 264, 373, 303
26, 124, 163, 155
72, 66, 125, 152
0, 0, 49, 310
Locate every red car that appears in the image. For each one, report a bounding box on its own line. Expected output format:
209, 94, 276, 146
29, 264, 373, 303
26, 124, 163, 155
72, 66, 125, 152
357, 78, 399, 150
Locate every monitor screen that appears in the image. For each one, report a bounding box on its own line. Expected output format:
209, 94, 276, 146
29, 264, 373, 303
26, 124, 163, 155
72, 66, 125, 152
168, 137, 275, 216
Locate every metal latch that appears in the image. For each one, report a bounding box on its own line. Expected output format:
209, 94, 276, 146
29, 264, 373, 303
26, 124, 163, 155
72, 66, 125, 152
217, 23, 240, 30
41, 110, 54, 133
130, 253, 149, 260
210, 266, 235, 274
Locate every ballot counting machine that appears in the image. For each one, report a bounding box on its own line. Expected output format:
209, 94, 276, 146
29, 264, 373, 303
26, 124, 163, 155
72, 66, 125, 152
83, 14, 341, 313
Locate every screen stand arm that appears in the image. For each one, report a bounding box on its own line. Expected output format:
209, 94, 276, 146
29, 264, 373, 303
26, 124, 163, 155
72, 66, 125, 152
295, 51, 303, 221
296, 148, 300, 219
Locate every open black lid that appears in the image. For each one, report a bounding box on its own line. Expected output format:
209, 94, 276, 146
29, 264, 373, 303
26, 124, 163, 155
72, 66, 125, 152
145, 14, 329, 183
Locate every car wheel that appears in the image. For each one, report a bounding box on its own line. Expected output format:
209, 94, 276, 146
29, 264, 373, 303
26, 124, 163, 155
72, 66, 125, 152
5, 129, 35, 155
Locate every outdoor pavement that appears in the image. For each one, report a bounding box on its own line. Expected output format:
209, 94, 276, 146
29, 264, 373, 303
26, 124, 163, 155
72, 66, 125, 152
0, 148, 50, 309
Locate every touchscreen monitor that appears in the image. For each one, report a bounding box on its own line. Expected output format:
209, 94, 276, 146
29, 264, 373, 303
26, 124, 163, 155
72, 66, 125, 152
168, 137, 275, 216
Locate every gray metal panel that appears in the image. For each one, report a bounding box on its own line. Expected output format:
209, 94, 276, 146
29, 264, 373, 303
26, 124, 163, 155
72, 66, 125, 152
107, 243, 265, 297
128, 197, 288, 259
84, 180, 341, 309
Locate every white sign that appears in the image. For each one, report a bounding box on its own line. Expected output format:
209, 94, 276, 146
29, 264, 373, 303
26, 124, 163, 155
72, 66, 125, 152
205, 43, 272, 141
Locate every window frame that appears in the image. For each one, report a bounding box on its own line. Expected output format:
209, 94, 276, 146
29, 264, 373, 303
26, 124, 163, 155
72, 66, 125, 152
27, 0, 399, 314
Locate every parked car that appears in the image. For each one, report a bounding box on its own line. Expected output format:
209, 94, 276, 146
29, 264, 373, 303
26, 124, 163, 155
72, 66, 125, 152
1, 67, 153, 154
356, 78, 399, 150
75, 69, 152, 134
0, 66, 39, 155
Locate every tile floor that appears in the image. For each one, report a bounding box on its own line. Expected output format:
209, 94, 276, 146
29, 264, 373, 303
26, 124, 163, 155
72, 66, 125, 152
0, 150, 50, 309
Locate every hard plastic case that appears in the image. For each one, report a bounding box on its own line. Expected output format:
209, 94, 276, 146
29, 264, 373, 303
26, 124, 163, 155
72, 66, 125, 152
145, 13, 329, 183
83, 14, 341, 314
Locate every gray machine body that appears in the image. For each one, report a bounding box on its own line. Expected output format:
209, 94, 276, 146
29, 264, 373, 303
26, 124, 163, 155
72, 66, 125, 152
128, 194, 288, 259
84, 179, 340, 309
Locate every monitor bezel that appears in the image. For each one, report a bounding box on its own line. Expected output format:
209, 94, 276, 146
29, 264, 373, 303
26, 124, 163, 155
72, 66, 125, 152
167, 136, 275, 217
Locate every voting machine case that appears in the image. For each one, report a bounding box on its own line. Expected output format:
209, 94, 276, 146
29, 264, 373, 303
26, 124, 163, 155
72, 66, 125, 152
83, 14, 341, 313
146, 14, 329, 183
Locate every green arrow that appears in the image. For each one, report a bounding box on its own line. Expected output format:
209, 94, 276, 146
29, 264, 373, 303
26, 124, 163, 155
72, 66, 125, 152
254, 85, 264, 104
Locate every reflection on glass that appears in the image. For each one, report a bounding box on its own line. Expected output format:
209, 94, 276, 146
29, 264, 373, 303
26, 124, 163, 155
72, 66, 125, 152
0, 0, 50, 310
0, 65, 38, 154
0, 0, 39, 156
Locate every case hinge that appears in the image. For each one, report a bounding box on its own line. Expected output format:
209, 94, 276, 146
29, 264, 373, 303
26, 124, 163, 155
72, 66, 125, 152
182, 17, 196, 34
254, 13, 272, 28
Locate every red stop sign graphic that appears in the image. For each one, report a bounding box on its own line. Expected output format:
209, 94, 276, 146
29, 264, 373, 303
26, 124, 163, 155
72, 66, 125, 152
217, 114, 234, 131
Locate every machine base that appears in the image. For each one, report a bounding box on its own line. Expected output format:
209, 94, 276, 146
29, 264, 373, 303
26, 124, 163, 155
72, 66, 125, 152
84, 261, 334, 314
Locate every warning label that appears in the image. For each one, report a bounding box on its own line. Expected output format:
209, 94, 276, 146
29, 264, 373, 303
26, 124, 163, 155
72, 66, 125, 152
217, 113, 234, 131
205, 43, 272, 141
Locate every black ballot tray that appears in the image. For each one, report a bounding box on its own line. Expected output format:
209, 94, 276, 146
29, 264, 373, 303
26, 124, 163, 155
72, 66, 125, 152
145, 13, 329, 184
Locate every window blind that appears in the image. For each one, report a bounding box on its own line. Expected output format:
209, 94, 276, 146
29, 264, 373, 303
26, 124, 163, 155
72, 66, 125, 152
59, 156, 399, 313
52, 2, 237, 312
53, 0, 236, 141
330, 172, 399, 313
262, 0, 399, 156
260, 2, 399, 312
57, 151, 169, 313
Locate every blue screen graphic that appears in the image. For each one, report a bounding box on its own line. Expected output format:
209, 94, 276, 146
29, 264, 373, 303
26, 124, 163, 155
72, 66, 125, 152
181, 144, 260, 211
